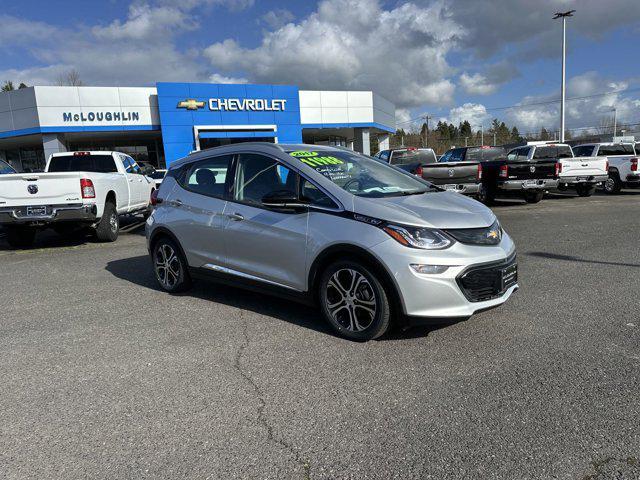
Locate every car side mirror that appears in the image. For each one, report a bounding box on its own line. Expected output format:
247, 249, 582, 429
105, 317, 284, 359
141, 165, 156, 176
262, 190, 308, 212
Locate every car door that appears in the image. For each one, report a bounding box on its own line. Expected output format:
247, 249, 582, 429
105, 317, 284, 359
170, 154, 232, 268
120, 155, 139, 210
125, 155, 149, 207
222, 152, 309, 291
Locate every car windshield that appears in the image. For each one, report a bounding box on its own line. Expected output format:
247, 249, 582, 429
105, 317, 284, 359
0, 159, 16, 174
286, 149, 434, 198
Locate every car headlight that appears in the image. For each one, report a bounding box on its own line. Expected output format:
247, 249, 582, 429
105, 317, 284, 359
383, 224, 453, 250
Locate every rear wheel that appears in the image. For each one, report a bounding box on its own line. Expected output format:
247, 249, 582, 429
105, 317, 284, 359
604, 172, 622, 194
152, 237, 192, 293
95, 201, 119, 242
6, 226, 36, 249
319, 260, 391, 341
576, 184, 596, 197
525, 191, 544, 203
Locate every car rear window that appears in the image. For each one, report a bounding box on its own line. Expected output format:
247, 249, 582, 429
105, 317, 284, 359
597, 144, 635, 156
466, 147, 506, 162
533, 145, 573, 160
390, 149, 437, 165
0, 159, 16, 174
48, 154, 118, 173
572, 145, 595, 157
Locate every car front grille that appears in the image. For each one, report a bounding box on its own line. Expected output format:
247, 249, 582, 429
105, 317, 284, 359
457, 254, 517, 302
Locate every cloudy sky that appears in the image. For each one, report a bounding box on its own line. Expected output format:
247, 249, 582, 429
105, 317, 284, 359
1, 0, 639, 135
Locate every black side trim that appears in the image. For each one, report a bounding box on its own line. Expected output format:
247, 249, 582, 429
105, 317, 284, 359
189, 267, 315, 306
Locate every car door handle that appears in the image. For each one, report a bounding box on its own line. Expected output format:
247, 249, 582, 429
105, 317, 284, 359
227, 213, 244, 221
171, 199, 183, 207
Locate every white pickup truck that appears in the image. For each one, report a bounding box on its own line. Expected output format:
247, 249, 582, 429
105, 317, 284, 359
573, 143, 638, 194
0, 151, 155, 248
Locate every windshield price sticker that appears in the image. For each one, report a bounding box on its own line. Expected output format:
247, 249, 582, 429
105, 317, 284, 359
289, 151, 345, 168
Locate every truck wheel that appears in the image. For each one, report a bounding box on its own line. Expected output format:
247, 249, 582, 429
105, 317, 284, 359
319, 260, 391, 341
477, 185, 496, 205
6, 226, 36, 249
152, 237, 192, 293
604, 173, 622, 194
525, 191, 544, 203
576, 184, 596, 197
95, 202, 119, 242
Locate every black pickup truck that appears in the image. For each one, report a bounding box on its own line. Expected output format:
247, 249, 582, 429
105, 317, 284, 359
478, 145, 560, 204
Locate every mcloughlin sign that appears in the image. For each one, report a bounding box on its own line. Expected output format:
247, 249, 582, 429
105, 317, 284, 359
63, 111, 141, 122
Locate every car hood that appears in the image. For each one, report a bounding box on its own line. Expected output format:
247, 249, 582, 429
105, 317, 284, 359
351, 190, 495, 229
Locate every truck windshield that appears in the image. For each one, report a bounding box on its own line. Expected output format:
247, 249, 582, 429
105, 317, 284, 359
390, 149, 437, 165
0, 159, 16, 174
287, 149, 434, 198
48, 154, 118, 173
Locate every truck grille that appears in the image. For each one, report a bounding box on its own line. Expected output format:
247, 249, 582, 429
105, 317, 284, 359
457, 254, 517, 302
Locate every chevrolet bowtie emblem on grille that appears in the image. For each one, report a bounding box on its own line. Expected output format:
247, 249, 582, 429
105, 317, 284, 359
487, 229, 499, 240
177, 99, 205, 110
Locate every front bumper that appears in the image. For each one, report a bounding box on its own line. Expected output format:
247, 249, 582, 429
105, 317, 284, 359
371, 235, 518, 319
440, 182, 482, 195
559, 174, 608, 185
498, 178, 558, 190
0, 203, 97, 225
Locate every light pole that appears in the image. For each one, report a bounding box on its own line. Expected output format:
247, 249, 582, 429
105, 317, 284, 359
612, 107, 617, 138
553, 10, 575, 143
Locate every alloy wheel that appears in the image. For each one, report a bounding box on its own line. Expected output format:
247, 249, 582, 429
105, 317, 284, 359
109, 212, 118, 233
155, 243, 181, 289
325, 269, 377, 332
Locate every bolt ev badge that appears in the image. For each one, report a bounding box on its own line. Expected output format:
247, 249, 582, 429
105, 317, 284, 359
177, 99, 205, 110
530, 165, 536, 173
27, 184, 38, 194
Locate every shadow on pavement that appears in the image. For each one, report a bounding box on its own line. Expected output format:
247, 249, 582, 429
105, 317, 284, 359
526, 251, 640, 268
105, 254, 446, 341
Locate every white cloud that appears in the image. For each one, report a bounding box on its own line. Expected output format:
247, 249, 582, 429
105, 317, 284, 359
204, 0, 463, 109
446, 103, 491, 128
209, 73, 248, 84
0, 15, 58, 47
260, 9, 295, 30
459, 73, 496, 95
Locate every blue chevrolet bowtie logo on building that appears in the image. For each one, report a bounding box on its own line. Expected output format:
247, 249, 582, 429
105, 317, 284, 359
177, 99, 206, 110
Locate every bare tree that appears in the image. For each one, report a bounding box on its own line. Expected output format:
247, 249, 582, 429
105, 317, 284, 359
55, 69, 84, 86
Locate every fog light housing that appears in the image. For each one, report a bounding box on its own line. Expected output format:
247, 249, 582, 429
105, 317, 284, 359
410, 264, 450, 275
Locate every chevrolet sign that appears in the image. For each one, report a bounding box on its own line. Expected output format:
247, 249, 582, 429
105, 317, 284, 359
178, 98, 287, 112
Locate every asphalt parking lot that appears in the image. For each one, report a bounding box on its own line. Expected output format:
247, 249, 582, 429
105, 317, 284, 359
1, 192, 639, 479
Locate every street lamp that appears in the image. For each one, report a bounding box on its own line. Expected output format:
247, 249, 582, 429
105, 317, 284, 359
553, 9, 575, 143
611, 106, 617, 138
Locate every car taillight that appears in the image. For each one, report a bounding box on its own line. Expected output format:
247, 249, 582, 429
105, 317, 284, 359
555, 162, 562, 176
414, 165, 423, 177
477, 163, 483, 180
631, 158, 638, 172
80, 178, 95, 198
499, 164, 508, 178
150, 189, 160, 206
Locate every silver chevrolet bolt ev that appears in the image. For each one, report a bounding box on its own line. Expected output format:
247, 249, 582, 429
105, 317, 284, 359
146, 143, 518, 341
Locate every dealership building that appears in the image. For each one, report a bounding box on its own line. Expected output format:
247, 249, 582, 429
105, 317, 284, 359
0, 82, 396, 172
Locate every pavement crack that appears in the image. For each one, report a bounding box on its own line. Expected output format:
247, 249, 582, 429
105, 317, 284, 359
234, 313, 311, 480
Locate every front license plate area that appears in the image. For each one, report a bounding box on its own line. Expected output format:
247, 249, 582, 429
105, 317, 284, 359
26, 206, 47, 216
501, 264, 518, 290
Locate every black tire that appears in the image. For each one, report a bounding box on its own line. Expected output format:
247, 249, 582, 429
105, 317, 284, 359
525, 191, 544, 203
152, 237, 192, 293
95, 201, 119, 242
319, 260, 391, 341
477, 184, 496, 205
6, 226, 36, 249
576, 184, 596, 197
604, 172, 622, 194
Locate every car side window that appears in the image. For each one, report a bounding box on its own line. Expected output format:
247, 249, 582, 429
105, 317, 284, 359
183, 155, 232, 198
517, 147, 531, 161
300, 178, 338, 209
439, 151, 452, 162
234, 154, 296, 206
122, 156, 133, 172
378, 150, 389, 161
127, 156, 142, 174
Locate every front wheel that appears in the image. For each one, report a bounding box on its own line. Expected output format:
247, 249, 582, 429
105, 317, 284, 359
604, 173, 622, 194
575, 184, 596, 197
152, 237, 192, 293
525, 191, 544, 203
319, 261, 391, 341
